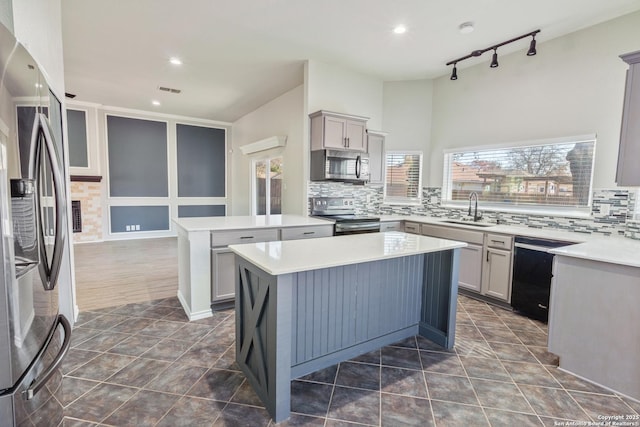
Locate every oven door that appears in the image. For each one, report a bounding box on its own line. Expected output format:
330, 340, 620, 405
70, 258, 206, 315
334, 222, 380, 235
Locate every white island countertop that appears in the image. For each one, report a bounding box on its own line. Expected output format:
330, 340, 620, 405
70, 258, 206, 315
229, 231, 467, 275
173, 214, 333, 232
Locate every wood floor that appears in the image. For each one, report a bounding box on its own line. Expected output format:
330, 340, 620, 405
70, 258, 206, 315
73, 237, 178, 311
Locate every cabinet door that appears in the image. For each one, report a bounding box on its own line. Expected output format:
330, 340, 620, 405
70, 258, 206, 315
367, 133, 385, 184
211, 248, 236, 302
483, 248, 512, 301
380, 221, 402, 232
459, 244, 483, 292
323, 116, 347, 149
346, 120, 367, 151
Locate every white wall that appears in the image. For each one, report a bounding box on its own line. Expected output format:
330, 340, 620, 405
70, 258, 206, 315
231, 85, 305, 215
67, 101, 232, 240
430, 10, 640, 188
382, 79, 434, 186
306, 60, 384, 129
0, 0, 12, 33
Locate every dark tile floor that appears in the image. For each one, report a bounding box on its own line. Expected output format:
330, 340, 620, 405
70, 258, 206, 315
61, 295, 640, 426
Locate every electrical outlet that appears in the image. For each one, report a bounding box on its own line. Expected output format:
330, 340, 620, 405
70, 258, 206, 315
125, 225, 131, 231
600, 204, 611, 216
135, 225, 140, 231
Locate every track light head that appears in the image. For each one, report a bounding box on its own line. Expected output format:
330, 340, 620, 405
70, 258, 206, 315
490, 49, 499, 68
450, 64, 458, 80
527, 35, 537, 56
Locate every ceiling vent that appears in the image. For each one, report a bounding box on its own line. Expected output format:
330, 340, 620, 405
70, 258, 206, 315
158, 86, 181, 94
65, 92, 76, 99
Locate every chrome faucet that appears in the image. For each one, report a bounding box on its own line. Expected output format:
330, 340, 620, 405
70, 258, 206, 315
468, 192, 482, 221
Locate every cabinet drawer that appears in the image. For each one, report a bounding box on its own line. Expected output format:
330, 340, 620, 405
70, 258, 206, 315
280, 225, 333, 241
486, 233, 513, 250
380, 221, 403, 232
211, 228, 279, 247
421, 224, 484, 245
404, 222, 421, 234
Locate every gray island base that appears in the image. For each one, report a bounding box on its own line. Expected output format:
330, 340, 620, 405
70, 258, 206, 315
229, 232, 465, 422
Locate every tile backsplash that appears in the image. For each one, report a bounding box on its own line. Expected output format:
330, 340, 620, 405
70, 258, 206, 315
308, 182, 639, 239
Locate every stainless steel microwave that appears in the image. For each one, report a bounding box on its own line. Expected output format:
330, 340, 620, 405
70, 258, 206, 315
310, 150, 370, 183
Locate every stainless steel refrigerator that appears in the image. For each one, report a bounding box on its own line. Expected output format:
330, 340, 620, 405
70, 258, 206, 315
0, 21, 71, 427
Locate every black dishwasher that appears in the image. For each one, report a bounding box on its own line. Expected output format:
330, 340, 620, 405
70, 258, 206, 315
511, 236, 574, 322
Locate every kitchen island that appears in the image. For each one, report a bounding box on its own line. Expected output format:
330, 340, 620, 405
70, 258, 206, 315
548, 239, 640, 401
229, 231, 466, 422
173, 215, 334, 320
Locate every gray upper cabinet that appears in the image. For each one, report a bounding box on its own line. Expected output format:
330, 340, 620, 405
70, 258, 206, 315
617, 50, 640, 186
367, 130, 386, 184
310, 110, 368, 152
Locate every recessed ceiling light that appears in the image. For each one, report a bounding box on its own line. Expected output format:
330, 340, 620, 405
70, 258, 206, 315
393, 25, 407, 35
152, 100, 161, 106
459, 22, 474, 34
169, 57, 182, 66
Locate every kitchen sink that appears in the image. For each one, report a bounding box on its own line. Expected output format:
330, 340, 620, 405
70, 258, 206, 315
440, 220, 495, 228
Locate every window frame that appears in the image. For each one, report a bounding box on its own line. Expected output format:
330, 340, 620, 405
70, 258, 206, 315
441, 134, 597, 217
383, 150, 423, 206
250, 155, 283, 215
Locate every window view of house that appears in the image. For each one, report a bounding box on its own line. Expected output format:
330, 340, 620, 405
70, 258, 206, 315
443, 136, 596, 208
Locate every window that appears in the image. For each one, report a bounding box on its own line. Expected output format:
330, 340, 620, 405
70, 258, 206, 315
442, 135, 596, 213
251, 157, 282, 215
384, 151, 423, 205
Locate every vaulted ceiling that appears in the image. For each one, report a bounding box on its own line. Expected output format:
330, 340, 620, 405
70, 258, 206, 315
61, 0, 640, 122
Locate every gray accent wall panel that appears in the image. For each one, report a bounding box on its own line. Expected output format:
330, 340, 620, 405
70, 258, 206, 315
178, 205, 225, 218
107, 115, 168, 197
110, 206, 169, 232
67, 109, 88, 167
176, 124, 226, 197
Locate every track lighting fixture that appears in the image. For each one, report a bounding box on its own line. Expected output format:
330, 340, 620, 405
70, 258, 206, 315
527, 34, 537, 56
447, 29, 540, 80
450, 64, 458, 80
490, 49, 499, 68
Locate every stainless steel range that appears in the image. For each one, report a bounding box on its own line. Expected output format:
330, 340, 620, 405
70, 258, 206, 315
311, 197, 380, 235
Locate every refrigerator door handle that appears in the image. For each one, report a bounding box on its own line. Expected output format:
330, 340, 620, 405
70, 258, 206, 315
25, 315, 71, 400
28, 113, 66, 291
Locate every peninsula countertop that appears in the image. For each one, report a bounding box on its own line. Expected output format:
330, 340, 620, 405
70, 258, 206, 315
173, 214, 333, 232
229, 231, 467, 275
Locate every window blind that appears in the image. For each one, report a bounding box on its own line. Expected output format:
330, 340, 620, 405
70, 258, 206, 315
443, 136, 596, 208
384, 151, 423, 204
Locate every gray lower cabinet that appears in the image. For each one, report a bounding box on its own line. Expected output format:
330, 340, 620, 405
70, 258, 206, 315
404, 222, 421, 234
211, 248, 236, 305
482, 247, 511, 300
210, 228, 279, 309
419, 223, 513, 302
459, 244, 483, 292
210, 225, 333, 309
421, 224, 484, 293
617, 50, 640, 186
482, 233, 513, 302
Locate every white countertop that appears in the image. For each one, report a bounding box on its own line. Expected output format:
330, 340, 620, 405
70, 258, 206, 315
380, 214, 639, 267
229, 231, 467, 275
173, 214, 333, 232
549, 238, 640, 268
380, 215, 590, 243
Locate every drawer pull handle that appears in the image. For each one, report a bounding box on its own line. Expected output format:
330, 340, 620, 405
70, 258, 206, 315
538, 304, 548, 310
491, 240, 504, 244
240, 236, 254, 239
303, 232, 315, 235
